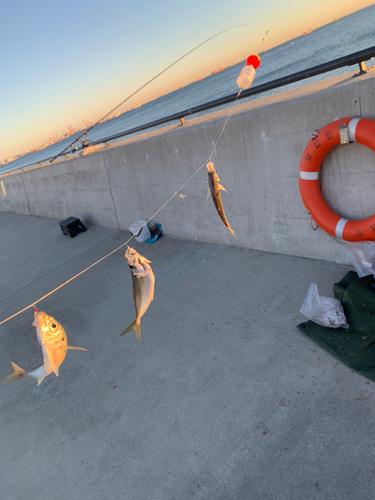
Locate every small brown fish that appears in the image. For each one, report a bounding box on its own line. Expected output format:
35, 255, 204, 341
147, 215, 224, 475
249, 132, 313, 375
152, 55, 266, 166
206, 161, 236, 238
120, 247, 155, 342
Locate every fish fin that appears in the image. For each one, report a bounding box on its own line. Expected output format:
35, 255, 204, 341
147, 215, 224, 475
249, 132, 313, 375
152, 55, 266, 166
218, 183, 229, 195
0, 362, 26, 385
41, 345, 52, 375
54, 367, 59, 376
131, 285, 134, 298
27, 364, 47, 385
138, 255, 152, 265
67, 346, 87, 351
120, 320, 141, 342
36, 376, 46, 386
228, 226, 237, 239
11, 362, 25, 375
206, 186, 211, 202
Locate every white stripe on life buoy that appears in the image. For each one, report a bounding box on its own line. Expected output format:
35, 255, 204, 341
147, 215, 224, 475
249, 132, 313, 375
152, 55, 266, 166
335, 218, 349, 239
299, 171, 319, 180
348, 117, 361, 143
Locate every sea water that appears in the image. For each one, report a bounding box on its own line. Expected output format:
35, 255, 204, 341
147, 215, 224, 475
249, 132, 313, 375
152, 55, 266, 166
2, 4, 375, 174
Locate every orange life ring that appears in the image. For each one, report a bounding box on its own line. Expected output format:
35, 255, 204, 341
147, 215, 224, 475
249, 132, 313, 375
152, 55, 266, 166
299, 117, 375, 241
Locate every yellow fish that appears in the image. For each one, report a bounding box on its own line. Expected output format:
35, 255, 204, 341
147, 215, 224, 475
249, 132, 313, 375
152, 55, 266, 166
120, 247, 155, 342
0, 310, 86, 386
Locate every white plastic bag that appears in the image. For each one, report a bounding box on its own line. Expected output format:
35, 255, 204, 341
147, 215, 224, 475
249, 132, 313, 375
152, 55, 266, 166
300, 283, 349, 329
340, 241, 375, 278
236, 65, 256, 89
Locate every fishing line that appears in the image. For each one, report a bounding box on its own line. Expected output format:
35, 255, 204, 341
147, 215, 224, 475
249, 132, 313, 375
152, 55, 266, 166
50, 24, 255, 164
209, 89, 242, 160
0, 18, 276, 326
0, 137, 231, 325
257, 0, 282, 57
0, 167, 204, 325
0, 89, 244, 326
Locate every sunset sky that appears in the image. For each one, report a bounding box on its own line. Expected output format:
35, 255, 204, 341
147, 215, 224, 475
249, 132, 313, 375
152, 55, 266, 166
1, 0, 373, 160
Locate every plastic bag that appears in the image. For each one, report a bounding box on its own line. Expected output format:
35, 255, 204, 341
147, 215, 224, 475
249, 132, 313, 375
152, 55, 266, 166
236, 65, 256, 89
340, 242, 375, 278
300, 283, 349, 329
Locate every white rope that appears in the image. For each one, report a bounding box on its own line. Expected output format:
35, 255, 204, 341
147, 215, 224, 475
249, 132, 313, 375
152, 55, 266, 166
0, 89, 243, 326
1, 18, 277, 326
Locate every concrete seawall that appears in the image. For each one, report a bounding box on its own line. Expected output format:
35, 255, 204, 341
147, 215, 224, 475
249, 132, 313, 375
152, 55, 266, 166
1, 70, 375, 262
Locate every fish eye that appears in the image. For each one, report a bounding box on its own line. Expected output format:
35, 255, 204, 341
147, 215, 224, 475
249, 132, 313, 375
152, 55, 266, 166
129, 265, 134, 269
50, 322, 57, 330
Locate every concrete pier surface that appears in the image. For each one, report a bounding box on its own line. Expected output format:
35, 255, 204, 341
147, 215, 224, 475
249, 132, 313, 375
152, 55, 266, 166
1, 211, 374, 500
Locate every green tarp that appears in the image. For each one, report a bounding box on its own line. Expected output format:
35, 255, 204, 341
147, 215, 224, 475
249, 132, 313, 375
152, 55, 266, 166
297, 271, 375, 382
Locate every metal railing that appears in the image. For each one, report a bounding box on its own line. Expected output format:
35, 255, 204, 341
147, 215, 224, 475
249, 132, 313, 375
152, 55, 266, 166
3, 45, 375, 176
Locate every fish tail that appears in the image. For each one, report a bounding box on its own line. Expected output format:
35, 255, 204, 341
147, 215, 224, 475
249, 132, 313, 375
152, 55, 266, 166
0, 362, 26, 385
228, 226, 236, 239
120, 319, 141, 342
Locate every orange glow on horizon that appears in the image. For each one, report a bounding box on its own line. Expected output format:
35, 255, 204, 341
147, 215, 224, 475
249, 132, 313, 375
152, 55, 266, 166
1, 0, 374, 162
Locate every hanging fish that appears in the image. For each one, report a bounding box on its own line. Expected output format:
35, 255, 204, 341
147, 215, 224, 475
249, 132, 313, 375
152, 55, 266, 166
120, 247, 155, 342
206, 161, 236, 239
0, 310, 86, 386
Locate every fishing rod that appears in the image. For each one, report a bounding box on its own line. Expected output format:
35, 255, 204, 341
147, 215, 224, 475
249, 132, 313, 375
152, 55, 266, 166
0, 21, 278, 325
49, 24, 254, 164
